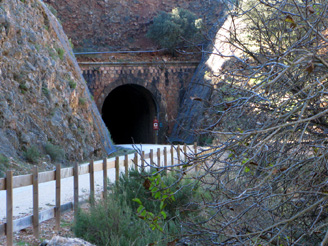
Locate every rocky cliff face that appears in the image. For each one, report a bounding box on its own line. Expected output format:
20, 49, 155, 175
46, 0, 223, 51
170, 5, 232, 144
0, 0, 115, 175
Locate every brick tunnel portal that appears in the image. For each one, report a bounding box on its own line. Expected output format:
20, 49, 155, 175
102, 84, 157, 144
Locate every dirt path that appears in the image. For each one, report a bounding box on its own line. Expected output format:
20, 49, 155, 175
0, 144, 174, 221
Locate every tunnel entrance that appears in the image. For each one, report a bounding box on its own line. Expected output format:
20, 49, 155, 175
102, 84, 157, 144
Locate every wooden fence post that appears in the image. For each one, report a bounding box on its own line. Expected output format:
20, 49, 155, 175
171, 146, 174, 166
115, 156, 119, 183
103, 159, 108, 200
55, 164, 61, 231
134, 152, 138, 171
74, 162, 79, 219
194, 142, 198, 172
183, 144, 187, 163
177, 144, 181, 168
124, 154, 129, 177
6, 170, 13, 246
157, 148, 161, 171
33, 166, 39, 238
150, 149, 154, 166
141, 151, 145, 171
89, 160, 95, 205
164, 147, 167, 174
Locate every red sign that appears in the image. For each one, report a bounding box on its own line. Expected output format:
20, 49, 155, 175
153, 118, 159, 130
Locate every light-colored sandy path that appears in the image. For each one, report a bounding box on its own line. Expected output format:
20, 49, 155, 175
0, 144, 178, 221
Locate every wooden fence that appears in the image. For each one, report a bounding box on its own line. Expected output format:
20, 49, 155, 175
0, 144, 200, 246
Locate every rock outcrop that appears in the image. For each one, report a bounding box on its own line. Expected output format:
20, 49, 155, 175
0, 0, 115, 175
41, 235, 95, 246
170, 5, 233, 143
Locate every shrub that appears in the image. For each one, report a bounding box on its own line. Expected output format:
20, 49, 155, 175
113, 169, 202, 221
79, 97, 87, 106
68, 38, 74, 49
56, 47, 65, 60
0, 154, 9, 166
19, 83, 28, 94
42, 87, 50, 96
0, 154, 9, 178
44, 142, 65, 162
47, 4, 58, 17
73, 194, 176, 245
146, 8, 203, 52
68, 79, 77, 89
24, 146, 40, 163
73, 169, 202, 245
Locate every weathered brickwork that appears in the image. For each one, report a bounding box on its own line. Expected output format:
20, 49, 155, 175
80, 62, 198, 142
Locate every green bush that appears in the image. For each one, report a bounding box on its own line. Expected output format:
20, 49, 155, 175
73, 194, 177, 245
0, 154, 9, 166
42, 87, 50, 96
68, 79, 76, 89
79, 97, 87, 106
0, 154, 9, 177
47, 4, 58, 17
146, 8, 203, 52
56, 47, 65, 60
113, 169, 201, 220
73, 169, 202, 245
19, 83, 28, 94
24, 146, 40, 163
44, 142, 65, 162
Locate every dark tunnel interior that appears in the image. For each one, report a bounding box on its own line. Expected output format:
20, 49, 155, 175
102, 84, 157, 144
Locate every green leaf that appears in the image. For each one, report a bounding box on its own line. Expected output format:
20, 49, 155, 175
151, 187, 158, 193
155, 191, 161, 199
156, 224, 163, 232
160, 201, 165, 210
133, 198, 142, 205
244, 166, 250, 173
160, 211, 167, 219
141, 210, 147, 217
137, 205, 144, 213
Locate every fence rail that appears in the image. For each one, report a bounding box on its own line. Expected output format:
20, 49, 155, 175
0, 144, 200, 245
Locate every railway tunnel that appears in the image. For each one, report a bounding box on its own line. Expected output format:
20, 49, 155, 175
101, 84, 157, 144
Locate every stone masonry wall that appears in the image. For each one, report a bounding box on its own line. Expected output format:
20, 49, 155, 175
80, 62, 197, 140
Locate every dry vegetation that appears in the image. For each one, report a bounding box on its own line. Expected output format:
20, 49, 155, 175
170, 0, 328, 244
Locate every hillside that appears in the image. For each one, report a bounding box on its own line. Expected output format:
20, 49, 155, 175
0, 0, 115, 176
47, 0, 223, 51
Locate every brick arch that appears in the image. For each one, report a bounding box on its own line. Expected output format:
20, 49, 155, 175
98, 74, 162, 114
102, 83, 159, 144
81, 62, 198, 143
98, 74, 166, 144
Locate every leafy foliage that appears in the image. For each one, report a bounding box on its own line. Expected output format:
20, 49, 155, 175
68, 79, 76, 89
175, 0, 328, 244
24, 146, 40, 163
73, 196, 168, 246
146, 8, 203, 51
74, 169, 203, 245
0, 154, 9, 178
44, 142, 65, 162
73, 169, 195, 245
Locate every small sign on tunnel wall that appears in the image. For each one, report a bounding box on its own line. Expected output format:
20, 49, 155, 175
153, 117, 159, 130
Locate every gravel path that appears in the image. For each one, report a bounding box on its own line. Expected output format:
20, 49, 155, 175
0, 144, 175, 221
